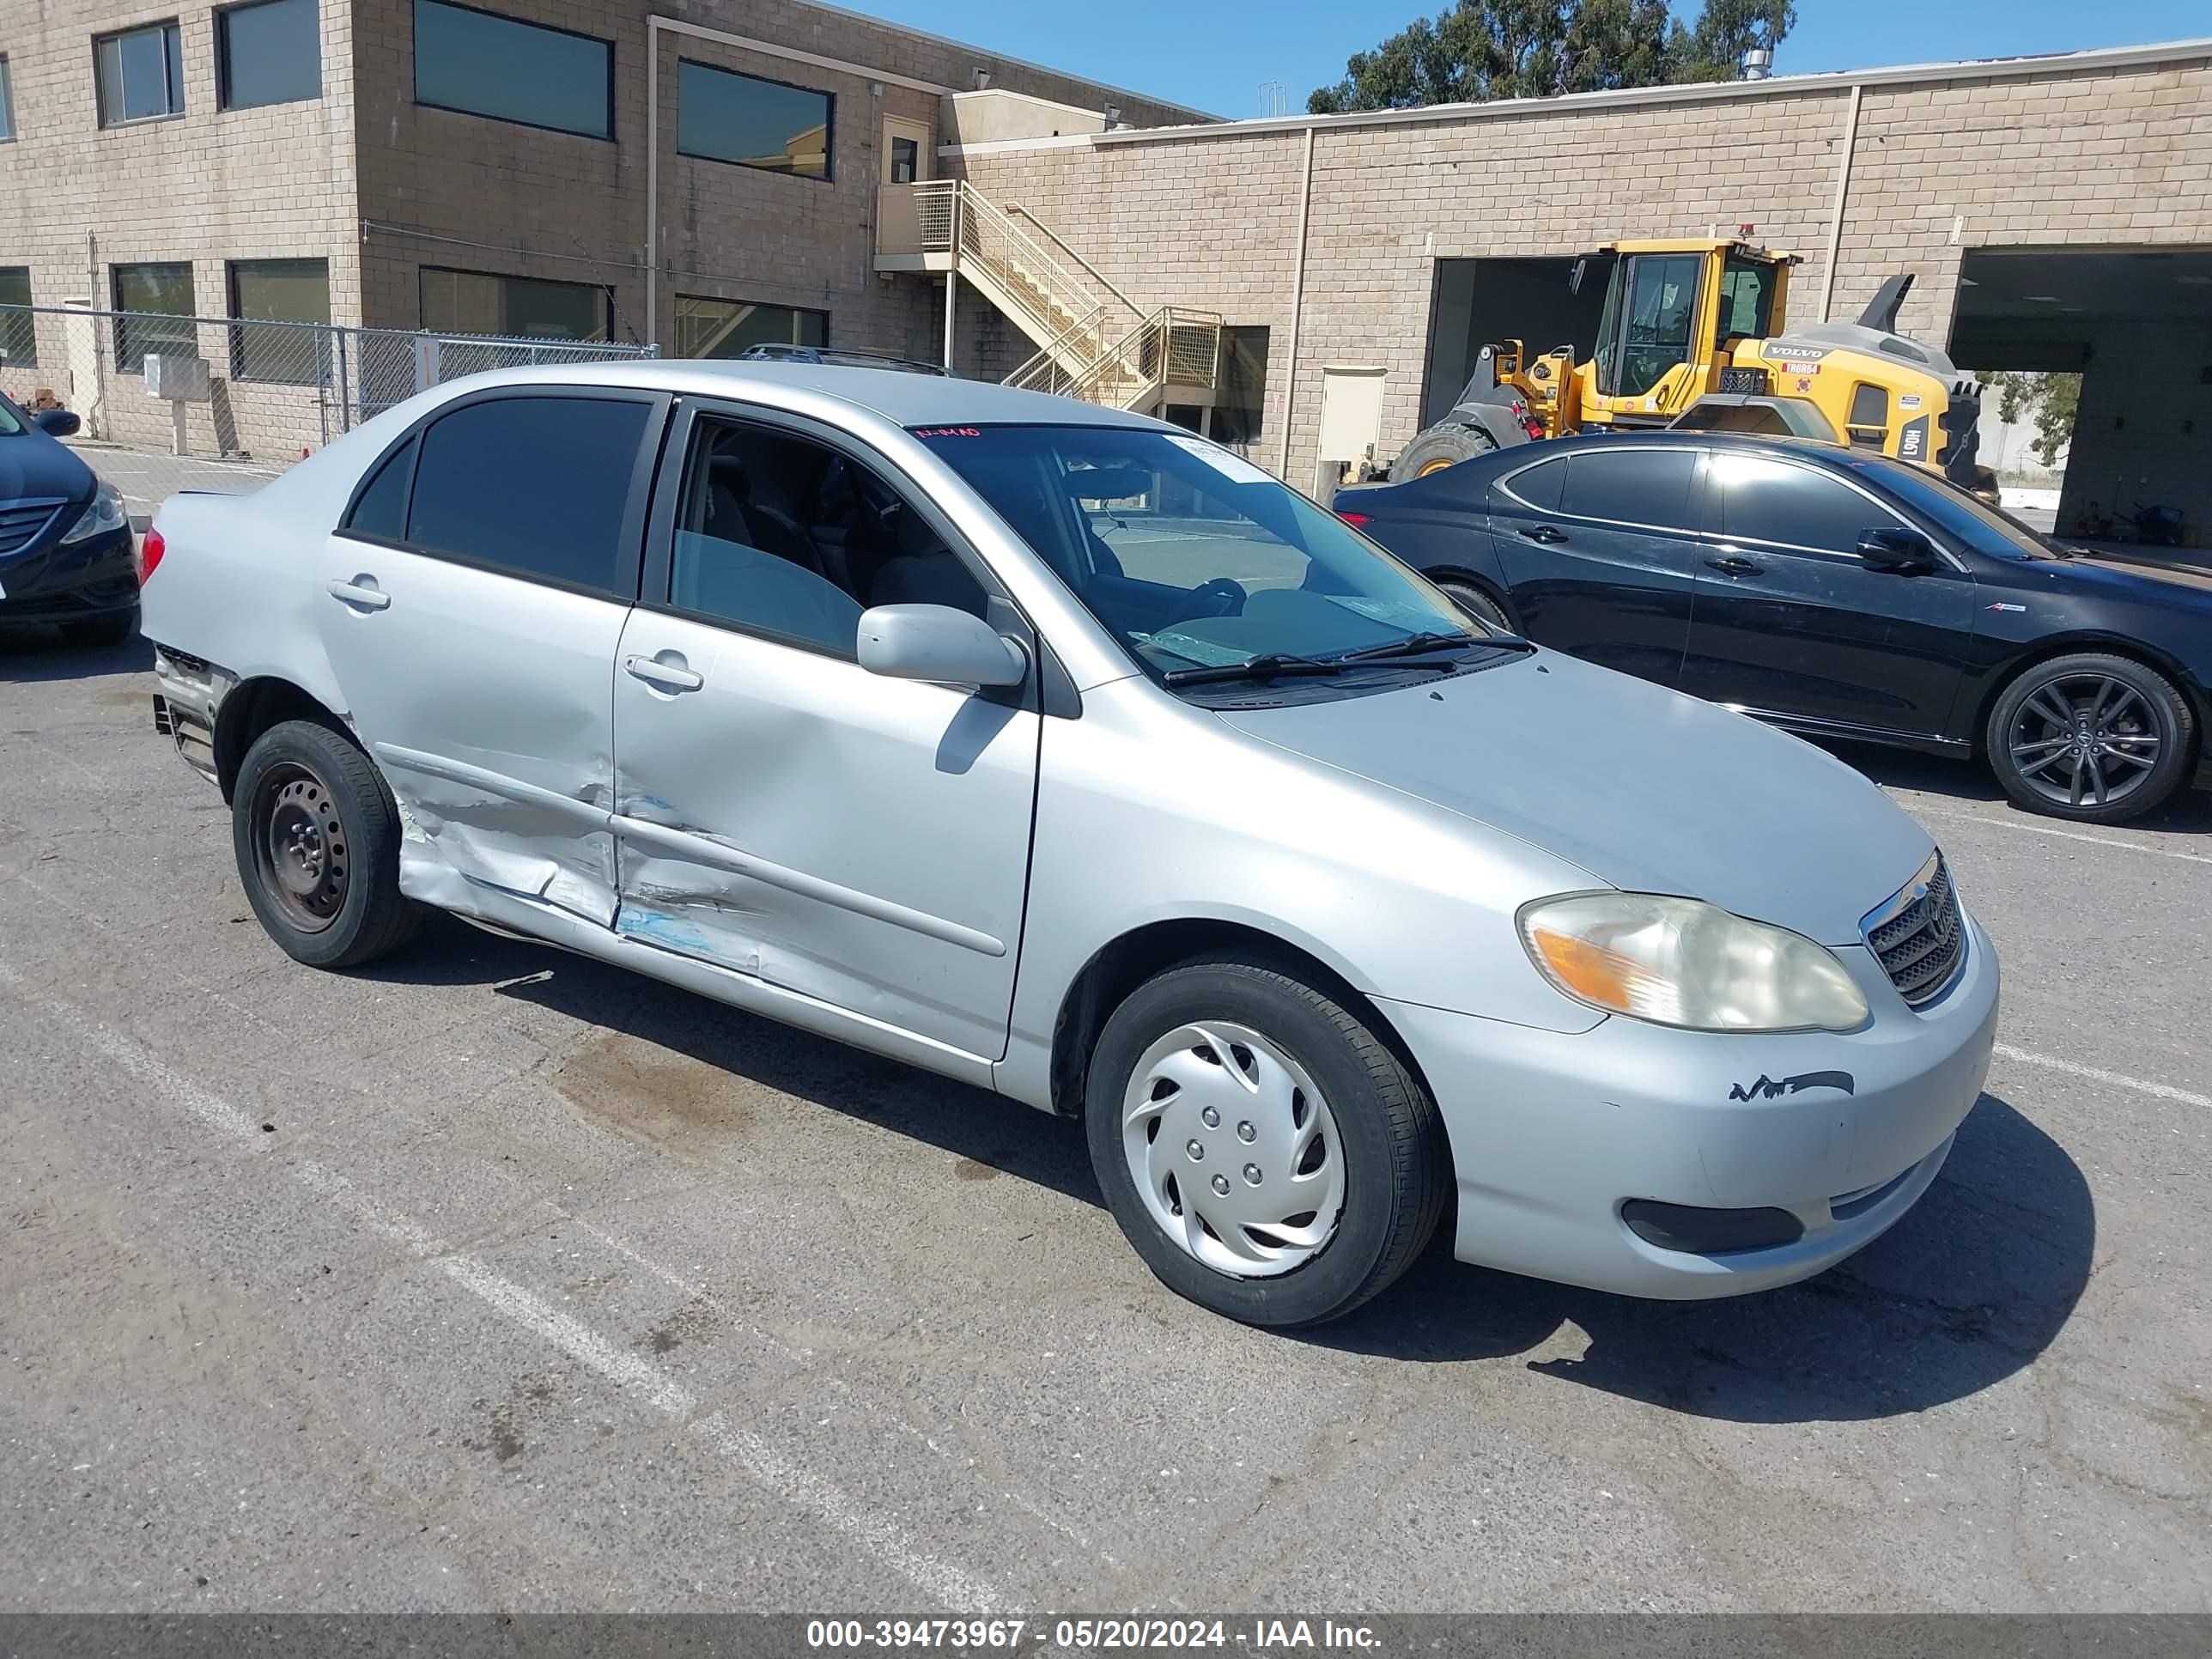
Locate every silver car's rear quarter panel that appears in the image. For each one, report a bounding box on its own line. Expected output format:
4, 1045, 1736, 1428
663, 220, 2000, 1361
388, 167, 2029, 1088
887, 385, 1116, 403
1379, 915, 2000, 1298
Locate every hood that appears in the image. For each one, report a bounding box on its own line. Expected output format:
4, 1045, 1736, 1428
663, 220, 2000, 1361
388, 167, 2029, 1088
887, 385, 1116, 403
1219, 651, 1934, 946
2040, 550, 2212, 606
0, 428, 96, 506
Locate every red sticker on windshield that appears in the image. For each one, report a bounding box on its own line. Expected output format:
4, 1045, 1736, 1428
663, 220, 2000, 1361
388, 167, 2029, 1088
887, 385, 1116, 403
913, 426, 981, 437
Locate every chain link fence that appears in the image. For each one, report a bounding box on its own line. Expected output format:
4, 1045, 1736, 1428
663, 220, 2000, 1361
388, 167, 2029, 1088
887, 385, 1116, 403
0, 302, 658, 520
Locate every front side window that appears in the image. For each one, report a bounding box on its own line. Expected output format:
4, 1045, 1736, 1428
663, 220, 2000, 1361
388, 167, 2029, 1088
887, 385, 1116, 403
678, 60, 832, 179
1714, 454, 1904, 556
1597, 253, 1698, 399
219, 0, 321, 111
419, 266, 610, 341
0, 266, 34, 368
916, 425, 1474, 685
228, 258, 329, 384
400, 395, 651, 592
660, 419, 978, 657
96, 21, 185, 125
112, 263, 198, 374
674, 295, 828, 359
413, 0, 611, 139
1559, 448, 1698, 532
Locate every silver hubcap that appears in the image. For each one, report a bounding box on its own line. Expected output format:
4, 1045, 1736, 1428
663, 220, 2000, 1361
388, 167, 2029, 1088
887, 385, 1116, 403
2008, 673, 2164, 809
1121, 1022, 1345, 1278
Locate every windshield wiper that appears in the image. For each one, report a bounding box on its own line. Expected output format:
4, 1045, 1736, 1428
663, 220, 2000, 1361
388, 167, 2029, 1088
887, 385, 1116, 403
1334, 629, 1536, 663
1161, 653, 1347, 687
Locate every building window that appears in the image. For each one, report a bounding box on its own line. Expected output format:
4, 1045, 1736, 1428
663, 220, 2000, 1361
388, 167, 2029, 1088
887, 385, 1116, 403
112, 264, 198, 374
0, 267, 34, 367
678, 60, 832, 180
889, 135, 918, 184
95, 21, 185, 126
228, 258, 329, 384
675, 295, 829, 359
419, 266, 611, 341
219, 0, 321, 111
0, 56, 17, 142
413, 0, 612, 140
1212, 325, 1270, 447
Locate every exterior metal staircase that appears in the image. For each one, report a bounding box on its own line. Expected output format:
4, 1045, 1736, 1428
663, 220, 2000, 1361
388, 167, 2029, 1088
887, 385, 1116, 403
876, 179, 1221, 414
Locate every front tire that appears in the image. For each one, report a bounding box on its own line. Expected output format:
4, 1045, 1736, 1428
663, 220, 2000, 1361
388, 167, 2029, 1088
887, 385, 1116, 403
1390, 422, 1498, 481
1085, 955, 1448, 1328
1985, 653, 2194, 823
233, 720, 420, 969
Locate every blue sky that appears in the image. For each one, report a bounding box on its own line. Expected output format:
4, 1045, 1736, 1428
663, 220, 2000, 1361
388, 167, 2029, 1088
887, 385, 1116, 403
846, 0, 2209, 118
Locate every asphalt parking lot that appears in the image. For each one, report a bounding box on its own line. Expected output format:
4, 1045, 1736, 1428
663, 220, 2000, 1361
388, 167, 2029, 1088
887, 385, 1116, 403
3, 626, 2208, 1615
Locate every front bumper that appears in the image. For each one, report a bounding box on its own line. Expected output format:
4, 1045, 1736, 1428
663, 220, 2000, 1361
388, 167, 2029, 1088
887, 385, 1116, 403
0, 522, 137, 623
1380, 915, 2000, 1299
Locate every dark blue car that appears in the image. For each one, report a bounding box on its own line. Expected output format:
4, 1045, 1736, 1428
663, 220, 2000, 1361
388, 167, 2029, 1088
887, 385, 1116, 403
1335, 431, 2212, 824
0, 392, 137, 647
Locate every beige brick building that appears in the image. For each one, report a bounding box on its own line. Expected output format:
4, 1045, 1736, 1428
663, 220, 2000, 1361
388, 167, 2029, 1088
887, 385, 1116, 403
945, 37, 2212, 536
0, 8, 2206, 532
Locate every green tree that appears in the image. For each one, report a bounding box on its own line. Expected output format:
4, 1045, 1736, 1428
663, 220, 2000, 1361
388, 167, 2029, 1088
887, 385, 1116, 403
1308, 0, 1796, 114
1976, 370, 2081, 469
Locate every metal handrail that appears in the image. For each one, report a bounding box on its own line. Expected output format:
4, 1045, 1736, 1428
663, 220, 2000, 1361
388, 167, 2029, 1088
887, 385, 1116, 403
1004, 204, 1146, 319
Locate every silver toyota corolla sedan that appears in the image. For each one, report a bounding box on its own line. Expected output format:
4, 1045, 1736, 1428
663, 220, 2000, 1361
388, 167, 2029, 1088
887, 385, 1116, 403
141, 362, 1998, 1327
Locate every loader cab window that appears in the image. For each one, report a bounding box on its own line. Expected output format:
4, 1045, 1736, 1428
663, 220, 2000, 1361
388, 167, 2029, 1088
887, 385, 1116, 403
1595, 254, 1699, 400
1716, 257, 1778, 344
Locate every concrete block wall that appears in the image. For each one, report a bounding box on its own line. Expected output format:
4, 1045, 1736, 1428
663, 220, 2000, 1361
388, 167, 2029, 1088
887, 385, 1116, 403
0, 0, 359, 455
955, 53, 2212, 495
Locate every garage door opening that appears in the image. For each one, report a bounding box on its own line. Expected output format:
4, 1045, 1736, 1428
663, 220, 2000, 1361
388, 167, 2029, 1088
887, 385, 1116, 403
1421, 258, 1607, 429
1951, 246, 2212, 552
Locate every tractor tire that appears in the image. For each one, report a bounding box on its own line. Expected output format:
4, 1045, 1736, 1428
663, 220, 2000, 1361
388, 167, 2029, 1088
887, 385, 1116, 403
1390, 423, 1498, 481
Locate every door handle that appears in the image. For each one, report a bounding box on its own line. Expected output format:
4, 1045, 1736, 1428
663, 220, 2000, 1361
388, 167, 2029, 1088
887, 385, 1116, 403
625, 653, 704, 694
1517, 525, 1568, 544
1705, 554, 1762, 575
326, 576, 391, 611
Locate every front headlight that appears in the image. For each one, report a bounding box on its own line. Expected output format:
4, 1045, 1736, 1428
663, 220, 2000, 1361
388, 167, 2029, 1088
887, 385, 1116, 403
60, 482, 128, 545
1519, 892, 1870, 1033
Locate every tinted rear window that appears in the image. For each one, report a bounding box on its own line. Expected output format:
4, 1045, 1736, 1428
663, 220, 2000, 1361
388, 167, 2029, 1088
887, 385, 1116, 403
345, 434, 416, 540
404, 396, 649, 592
1502, 456, 1565, 513
1560, 448, 1698, 530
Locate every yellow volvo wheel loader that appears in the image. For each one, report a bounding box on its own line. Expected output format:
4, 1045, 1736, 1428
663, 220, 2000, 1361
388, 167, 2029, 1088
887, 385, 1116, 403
1395, 240, 1989, 494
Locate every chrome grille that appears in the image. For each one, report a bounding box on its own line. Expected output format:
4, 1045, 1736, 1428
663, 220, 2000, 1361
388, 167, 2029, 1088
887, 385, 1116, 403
1864, 852, 1966, 1008
0, 497, 69, 557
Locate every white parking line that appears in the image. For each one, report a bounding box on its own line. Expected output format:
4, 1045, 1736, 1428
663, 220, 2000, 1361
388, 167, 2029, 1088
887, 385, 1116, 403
1992, 1043, 2212, 1111
0, 963, 1012, 1613
1907, 804, 2212, 867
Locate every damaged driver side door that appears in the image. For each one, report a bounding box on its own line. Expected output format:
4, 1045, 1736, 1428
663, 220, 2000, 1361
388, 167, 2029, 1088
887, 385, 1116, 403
319, 387, 667, 924
606, 402, 1042, 1064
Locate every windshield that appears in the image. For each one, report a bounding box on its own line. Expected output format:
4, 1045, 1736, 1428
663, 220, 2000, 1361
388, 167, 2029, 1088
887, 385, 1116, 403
1835, 451, 2064, 561
913, 424, 1478, 680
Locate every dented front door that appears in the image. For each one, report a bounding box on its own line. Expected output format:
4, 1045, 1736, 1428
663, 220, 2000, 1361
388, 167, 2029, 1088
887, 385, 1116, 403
608, 611, 1040, 1064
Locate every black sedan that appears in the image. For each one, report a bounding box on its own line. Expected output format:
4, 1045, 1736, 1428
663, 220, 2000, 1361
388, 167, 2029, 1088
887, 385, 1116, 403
1334, 431, 2211, 823
0, 392, 137, 647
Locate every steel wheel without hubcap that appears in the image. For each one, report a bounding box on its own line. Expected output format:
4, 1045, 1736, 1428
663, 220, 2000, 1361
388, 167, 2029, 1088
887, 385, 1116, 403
251, 763, 349, 932
1121, 1021, 1346, 1278
2006, 672, 2165, 811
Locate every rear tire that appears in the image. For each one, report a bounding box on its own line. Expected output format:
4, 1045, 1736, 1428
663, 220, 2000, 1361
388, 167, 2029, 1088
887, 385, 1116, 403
233, 720, 420, 969
1432, 579, 1510, 631
1085, 954, 1449, 1328
1391, 422, 1498, 481
1984, 652, 2193, 823
61, 607, 137, 648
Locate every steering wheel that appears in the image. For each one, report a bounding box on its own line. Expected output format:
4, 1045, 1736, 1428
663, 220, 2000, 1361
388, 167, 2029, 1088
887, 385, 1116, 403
1163, 578, 1247, 626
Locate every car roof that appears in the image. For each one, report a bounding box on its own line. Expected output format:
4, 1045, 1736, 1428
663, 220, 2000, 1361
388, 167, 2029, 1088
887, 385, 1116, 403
422, 358, 1166, 430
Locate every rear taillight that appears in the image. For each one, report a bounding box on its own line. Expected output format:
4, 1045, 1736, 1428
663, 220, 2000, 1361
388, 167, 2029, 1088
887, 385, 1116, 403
1336, 510, 1371, 528
137, 526, 166, 584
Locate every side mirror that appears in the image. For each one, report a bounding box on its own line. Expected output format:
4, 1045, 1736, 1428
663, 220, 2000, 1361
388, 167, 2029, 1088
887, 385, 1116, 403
35, 409, 82, 437
858, 604, 1026, 689
1856, 526, 1934, 571
1569, 257, 1588, 295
